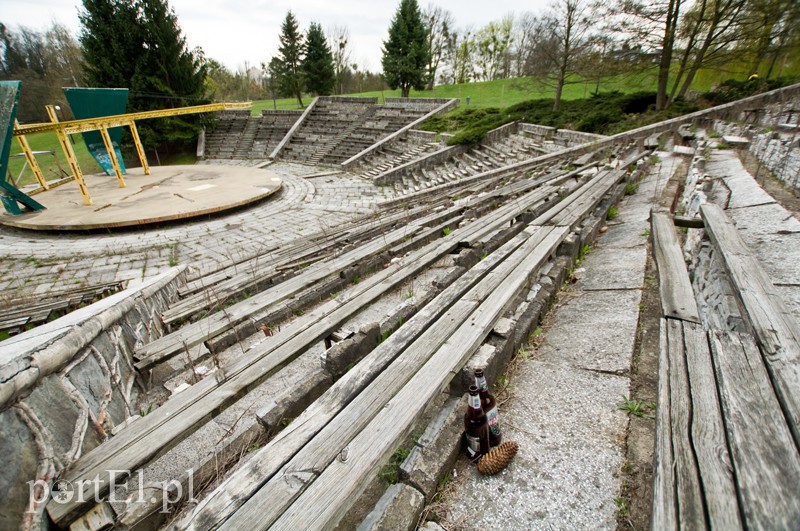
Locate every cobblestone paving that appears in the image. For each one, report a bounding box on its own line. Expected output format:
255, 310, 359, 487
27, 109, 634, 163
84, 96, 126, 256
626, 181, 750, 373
0, 161, 396, 300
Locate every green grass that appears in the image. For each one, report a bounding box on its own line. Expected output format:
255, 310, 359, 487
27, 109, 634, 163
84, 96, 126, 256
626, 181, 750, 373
7, 132, 102, 188
249, 70, 666, 116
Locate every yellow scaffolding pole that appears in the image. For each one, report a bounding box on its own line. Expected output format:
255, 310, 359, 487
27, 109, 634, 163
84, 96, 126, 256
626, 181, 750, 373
45, 105, 92, 206
14, 102, 251, 136
127, 120, 150, 175
13, 119, 48, 190
99, 125, 126, 187
12, 102, 250, 206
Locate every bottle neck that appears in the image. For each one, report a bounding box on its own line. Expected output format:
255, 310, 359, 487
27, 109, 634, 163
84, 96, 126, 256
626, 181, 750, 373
469, 393, 482, 410
476, 374, 489, 393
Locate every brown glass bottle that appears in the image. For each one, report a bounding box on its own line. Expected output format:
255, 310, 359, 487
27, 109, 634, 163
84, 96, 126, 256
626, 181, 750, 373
475, 368, 502, 447
464, 385, 490, 459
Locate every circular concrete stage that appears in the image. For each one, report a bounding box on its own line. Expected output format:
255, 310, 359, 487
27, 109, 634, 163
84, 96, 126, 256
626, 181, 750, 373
0, 165, 282, 231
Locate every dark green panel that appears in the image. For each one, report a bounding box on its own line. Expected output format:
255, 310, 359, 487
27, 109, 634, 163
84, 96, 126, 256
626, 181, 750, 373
0, 81, 45, 213
63, 88, 129, 176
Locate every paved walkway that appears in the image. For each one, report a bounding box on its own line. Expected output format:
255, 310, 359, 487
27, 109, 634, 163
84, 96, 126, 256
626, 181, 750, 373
0, 161, 390, 300
445, 153, 680, 529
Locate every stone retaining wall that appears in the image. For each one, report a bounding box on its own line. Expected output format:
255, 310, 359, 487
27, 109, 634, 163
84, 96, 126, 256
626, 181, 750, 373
0, 267, 186, 529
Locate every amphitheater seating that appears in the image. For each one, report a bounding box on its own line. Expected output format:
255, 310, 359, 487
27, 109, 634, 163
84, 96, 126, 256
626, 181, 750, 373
203, 110, 301, 160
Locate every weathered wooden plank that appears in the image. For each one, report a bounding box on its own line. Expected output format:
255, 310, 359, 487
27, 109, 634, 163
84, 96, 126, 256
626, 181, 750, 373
212, 226, 566, 530
175, 227, 556, 530
546, 168, 626, 229
709, 329, 800, 529
267, 226, 568, 531
531, 169, 610, 227
651, 318, 677, 531
666, 319, 706, 529
701, 203, 800, 447
464, 186, 556, 246
682, 321, 742, 530
134, 223, 421, 371
651, 212, 701, 323
163, 264, 282, 324
46, 230, 460, 527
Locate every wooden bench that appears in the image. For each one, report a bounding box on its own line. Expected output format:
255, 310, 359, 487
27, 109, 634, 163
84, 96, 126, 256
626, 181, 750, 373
177, 223, 569, 530
650, 210, 800, 530
134, 222, 423, 371
46, 223, 470, 527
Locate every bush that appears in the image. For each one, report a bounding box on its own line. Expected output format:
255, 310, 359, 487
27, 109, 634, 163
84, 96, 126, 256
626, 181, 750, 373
576, 110, 617, 133
701, 76, 799, 105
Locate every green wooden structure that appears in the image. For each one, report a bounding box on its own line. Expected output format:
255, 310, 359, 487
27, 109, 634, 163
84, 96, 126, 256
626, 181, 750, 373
63, 87, 129, 177
0, 81, 45, 215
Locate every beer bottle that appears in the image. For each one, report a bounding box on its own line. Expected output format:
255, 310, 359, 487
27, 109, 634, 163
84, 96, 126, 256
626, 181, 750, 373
464, 385, 490, 458
475, 368, 502, 446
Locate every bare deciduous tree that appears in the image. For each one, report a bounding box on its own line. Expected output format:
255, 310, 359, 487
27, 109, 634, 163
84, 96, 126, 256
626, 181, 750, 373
327, 25, 351, 95
536, 0, 597, 110
422, 4, 454, 89
473, 14, 514, 81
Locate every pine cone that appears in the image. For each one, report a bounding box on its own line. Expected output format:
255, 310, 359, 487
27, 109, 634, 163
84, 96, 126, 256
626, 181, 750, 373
477, 441, 519, 475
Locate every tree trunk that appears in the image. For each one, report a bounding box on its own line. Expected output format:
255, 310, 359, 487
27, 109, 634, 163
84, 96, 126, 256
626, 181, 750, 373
401, 85, 410, 98
668, 0, 707, 104
553, 74, 564, 111
657, 0, 682, 110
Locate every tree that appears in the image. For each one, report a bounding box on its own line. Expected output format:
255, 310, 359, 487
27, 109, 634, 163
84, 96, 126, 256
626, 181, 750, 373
512, 12, 538, 78
327, 25, 351, 94
473, 15, 515, 81
133, 0, 209, 145
667, 0, 748, 103
274, 11, 305, 107
739, 0, 800, 78
381, 0, 430, 97
79, 0, 141, 88
302, 22, 335, 96
0, 22, 83, 121
422, 4, 454, 88
538, 0, 596, 111
79, 0, 208, 150
613, 0, 684, 110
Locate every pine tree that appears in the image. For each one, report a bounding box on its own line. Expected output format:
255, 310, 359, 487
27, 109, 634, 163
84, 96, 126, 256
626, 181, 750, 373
79, 0, 141, 88
302, 22, 335, 96
79, 0, 208, 151
134, 0, 208, 145
381, 0, 430, 97
275, 11, 305, 107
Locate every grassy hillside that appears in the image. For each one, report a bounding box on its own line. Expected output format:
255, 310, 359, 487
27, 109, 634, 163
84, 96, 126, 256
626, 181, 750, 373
6, 133, 102, 188
249, 70, 667, 115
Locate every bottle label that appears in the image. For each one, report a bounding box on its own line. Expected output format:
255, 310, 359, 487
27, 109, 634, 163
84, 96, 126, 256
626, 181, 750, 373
465, 432, 481, 457
477, 375, 489, 392
486, 406, 501, 435
469, 394, 481, 409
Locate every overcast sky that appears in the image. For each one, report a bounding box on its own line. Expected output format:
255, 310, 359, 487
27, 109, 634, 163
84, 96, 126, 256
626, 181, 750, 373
3, 0, 551, 72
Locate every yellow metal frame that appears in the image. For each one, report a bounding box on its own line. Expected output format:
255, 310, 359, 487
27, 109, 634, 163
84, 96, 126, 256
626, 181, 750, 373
13, 120, 48, 190
45, 105, 92, 205
13, 102, 250, 206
